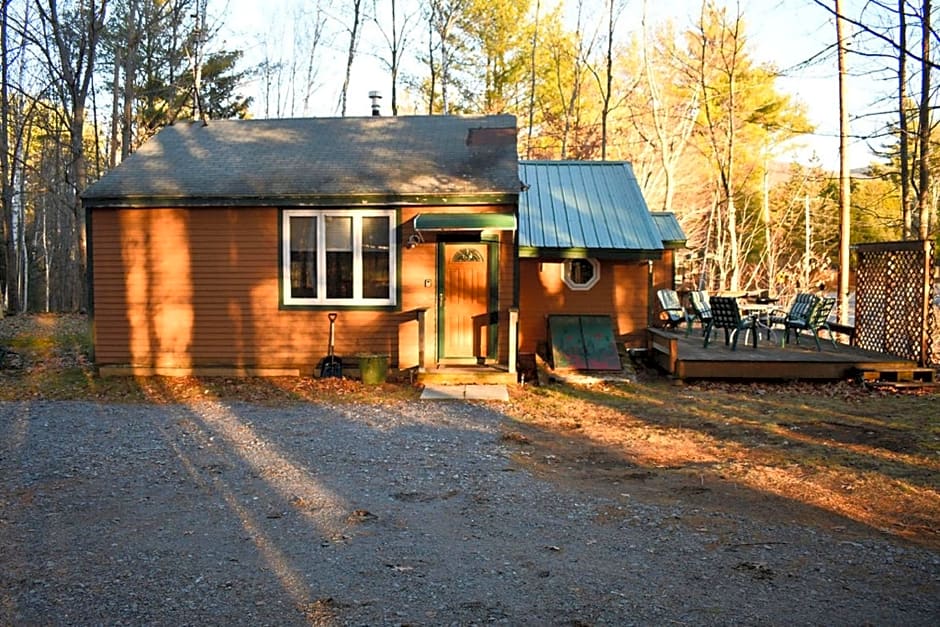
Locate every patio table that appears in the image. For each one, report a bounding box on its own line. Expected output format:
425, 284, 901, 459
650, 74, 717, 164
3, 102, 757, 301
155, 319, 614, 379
739, 302, 777, 342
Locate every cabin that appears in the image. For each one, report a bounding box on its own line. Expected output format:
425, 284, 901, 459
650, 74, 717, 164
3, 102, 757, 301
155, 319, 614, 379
83, 116, 684, 380
82, 115, 521, 377
516, 161, 685, 367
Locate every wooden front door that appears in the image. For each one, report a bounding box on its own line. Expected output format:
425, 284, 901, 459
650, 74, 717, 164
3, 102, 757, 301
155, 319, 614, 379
442, 243, 489, 360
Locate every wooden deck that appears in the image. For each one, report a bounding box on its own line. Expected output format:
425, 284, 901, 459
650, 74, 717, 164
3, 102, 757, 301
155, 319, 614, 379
647, 327, 922, 381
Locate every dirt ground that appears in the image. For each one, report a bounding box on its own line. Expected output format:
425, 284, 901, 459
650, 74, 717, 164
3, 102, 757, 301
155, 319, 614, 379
1, 314, 938, 624
2, 397, 938, 625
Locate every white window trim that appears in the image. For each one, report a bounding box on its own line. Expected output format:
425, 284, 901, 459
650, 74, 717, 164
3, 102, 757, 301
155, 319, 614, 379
282, 208, 397, 306
561, 258, 600, 291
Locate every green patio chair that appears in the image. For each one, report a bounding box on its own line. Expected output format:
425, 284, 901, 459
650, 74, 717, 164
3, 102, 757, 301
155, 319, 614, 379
703, 296, 757, 350
687, 290, 713, 336
785, 296, 837, 351
770, 293, 819, 346
656, 289, 691, 333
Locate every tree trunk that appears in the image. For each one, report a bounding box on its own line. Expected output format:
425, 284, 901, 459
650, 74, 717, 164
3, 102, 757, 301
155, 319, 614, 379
440, 23, 450, 113
1, 2, 17, 314
836, 0, 852, 325
898, 0, 911, 238
915, 0, 931, 240
525, 0, 540, 158
121, 0, 137, 158
762, 167, 774, 289
339, 0, 363, 116
426, 10, 435, 114
35, 0, 108, 311
600, 0, 614, 159
69, 108, 88, 310
390, 0, 399, 115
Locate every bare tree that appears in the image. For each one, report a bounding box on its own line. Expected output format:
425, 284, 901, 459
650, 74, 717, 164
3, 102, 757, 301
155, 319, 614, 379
813, 0, 936, 242
338, 0, 364, 116
898, 0, 912, 237
187, 0, 207, 122
914, 0, 931, 239
372, 0, 416, 116
1, 0, 15, 314
525, 0, 540, 157
836, 0, 851, 324
32, 0, 110, 310
550, 0, 593, 158
120, 0, 136, 158
693, 1, 744, 291
585, 0, 624, 159
428, 0, 468, 114
637, 8, 699, 214
300, 3, 330, 115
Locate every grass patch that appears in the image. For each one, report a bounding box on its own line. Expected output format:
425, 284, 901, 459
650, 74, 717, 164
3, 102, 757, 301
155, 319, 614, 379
501, 378, 940, 549
0, 314, 420, 404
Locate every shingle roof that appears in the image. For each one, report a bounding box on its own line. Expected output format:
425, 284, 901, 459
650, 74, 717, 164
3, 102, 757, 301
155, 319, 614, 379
518, 161, 670, 258
83, 115, 520, 206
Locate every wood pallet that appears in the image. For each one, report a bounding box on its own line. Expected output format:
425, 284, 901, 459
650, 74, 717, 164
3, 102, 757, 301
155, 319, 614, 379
859, 367, 937, 388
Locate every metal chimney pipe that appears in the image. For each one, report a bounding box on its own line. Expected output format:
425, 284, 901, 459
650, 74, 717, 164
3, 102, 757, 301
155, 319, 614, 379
368, 91, 382, 116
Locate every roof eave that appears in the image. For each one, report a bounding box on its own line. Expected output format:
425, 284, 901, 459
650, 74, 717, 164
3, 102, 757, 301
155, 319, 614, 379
661, 240, 688, 249
518, 246, 664, 260
83, 192, 520, 209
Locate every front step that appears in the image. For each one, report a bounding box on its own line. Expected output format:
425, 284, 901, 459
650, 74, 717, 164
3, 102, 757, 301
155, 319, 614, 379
860, 367, 937, 387
420, 384, 510, 401
418, 366, 517, 385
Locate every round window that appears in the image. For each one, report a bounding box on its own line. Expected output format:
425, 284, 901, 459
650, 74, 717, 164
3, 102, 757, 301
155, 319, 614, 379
562, 258, 600, 290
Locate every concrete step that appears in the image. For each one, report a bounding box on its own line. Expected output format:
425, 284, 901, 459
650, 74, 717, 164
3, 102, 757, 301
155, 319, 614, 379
418, 366, 516, 385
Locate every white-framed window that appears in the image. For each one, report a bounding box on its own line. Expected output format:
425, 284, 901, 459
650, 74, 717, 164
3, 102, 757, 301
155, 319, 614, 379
282, 209, 397, 306
562, 258, 600, 290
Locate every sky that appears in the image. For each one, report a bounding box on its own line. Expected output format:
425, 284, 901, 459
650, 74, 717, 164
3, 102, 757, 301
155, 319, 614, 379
210, 0, 889, 170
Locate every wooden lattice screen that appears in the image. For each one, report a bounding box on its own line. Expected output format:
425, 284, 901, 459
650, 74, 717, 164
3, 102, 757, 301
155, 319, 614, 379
854, 240, 936, 366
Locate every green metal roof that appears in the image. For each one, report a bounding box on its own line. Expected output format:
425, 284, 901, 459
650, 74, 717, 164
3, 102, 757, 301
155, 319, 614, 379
651, 212, 687, 248
414, 213, 516, 231
518, 161, 668, 258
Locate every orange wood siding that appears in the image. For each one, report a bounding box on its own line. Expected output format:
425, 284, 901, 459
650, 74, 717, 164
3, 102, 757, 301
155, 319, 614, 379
91, 204, 515, 373
518, 256, 674, 354
651, 250, 676, 292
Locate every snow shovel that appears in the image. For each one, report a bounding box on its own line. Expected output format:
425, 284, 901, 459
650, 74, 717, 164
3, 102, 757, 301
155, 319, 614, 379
319, 312, 343, 378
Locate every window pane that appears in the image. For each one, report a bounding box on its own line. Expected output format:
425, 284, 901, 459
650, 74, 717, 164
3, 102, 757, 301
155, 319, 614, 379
289, 216, 316, 298
325, 217, 353, 298
362, 216, 389, 251
326, 252, 353, 298
362, 216, 390, 298
568, 259, 594, 284
326, 216, 352, 250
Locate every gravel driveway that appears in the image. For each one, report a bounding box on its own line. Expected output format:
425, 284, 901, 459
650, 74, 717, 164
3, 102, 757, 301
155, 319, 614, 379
1, 399, 938, 625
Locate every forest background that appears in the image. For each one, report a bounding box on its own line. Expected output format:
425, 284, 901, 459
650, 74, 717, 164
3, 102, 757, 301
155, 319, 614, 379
0, 0, 937, 316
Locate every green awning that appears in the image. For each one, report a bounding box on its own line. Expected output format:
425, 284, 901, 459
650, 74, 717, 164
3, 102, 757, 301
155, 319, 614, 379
413, 213, 516, 231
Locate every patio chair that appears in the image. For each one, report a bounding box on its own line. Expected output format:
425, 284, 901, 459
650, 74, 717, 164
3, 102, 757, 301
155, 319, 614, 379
687, 290, 713, 337
656, 289, 690, 333
703, 296, 758, 350
770, 293, 819, 346
785, 296, 837, 351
